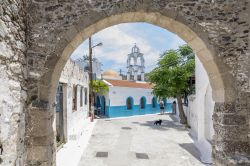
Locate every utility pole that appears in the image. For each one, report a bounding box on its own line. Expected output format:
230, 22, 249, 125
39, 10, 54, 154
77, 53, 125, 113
89, 37, 94, 121
88, 36, 102, 122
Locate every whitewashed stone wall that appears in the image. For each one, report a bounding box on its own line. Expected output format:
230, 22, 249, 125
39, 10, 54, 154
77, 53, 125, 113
186, 56, 215, 164
58, 59, 89, 142
186, 95, 198, 139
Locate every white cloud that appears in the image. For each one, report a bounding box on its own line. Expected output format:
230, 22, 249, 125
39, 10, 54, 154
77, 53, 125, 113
71, 23, 186, 73
85, 25, 160, 72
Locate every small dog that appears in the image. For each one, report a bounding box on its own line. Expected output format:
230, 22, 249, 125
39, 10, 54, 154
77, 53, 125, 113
154, 119, 162, 125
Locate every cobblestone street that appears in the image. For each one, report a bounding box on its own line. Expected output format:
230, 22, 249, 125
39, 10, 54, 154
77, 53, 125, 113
78, 114, 204, 166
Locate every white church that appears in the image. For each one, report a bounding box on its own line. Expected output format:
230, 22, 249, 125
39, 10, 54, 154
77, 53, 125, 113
96, 45, 173, 118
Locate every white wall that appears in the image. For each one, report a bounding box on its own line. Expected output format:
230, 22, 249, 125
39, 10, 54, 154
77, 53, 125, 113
107, 86, 176, 106
58, 60, 89, 142
108, 86, 153, 106
186, 56, 215, 164
187, 95, 198, 139
204, 84, 214, 142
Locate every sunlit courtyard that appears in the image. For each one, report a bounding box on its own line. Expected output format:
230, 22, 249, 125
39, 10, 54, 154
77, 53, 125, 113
78, 114, 204, 166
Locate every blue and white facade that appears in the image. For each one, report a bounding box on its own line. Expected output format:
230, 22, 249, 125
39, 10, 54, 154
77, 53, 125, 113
97, 45, 173, 118
102, 81, 173, 118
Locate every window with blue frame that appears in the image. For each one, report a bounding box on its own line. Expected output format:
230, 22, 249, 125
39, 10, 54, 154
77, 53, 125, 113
152, 97, 156, 108
140, 97, 146, 109
126, 97, 133, 110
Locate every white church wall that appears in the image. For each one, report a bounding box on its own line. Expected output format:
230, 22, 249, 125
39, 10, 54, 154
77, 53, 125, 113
108, 86, 153, 106
106, 86, 173, 118
108, 87, 175, 106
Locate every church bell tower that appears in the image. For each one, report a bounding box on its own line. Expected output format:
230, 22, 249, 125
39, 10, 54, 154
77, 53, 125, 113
126, 44, 145, 81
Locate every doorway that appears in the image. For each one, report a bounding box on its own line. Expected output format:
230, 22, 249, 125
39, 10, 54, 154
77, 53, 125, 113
56, 84, 65, 147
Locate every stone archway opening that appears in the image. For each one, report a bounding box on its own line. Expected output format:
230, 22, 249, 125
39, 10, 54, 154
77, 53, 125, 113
26, 10, 248, 166
46, 12, 228, 164
45, 12, 230, 104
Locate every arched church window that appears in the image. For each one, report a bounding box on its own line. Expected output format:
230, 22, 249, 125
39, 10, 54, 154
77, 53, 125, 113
126, 97, 133, 110
152, 97, 156, 108
140, 97, 146, 109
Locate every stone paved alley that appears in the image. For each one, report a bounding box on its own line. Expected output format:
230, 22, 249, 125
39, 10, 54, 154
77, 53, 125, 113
78, 114, 204, 166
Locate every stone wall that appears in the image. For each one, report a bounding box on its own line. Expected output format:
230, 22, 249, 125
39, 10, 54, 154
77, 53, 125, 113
59, 59, 89, 142
25, 0, 249, 165
0, 0, 249, 165
0, 1, 27, 165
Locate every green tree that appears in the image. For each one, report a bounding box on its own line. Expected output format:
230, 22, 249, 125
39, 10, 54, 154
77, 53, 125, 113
91, 80, 109, 95
149, 45, 195, 124
90, 80, 108, 115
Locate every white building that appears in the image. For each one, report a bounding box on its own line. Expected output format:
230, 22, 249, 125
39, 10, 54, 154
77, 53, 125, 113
75, 57, 102, 80
100, 70, 173, 118
55, 59, 89, 147
176, 56, 215, 164
95, 45, 173, 118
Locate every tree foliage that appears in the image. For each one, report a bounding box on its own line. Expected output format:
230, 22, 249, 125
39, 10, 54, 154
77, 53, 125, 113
149, 44, 195, 98
91, 80, 108, 95
148, 44, 195, 124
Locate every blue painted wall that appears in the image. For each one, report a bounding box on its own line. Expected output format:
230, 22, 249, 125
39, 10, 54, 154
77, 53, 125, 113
106, 103, 172, 118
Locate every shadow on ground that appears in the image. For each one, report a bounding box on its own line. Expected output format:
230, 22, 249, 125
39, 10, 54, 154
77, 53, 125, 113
169, 114, 179, 122
131, 114, 187, 131
179, 143, 201, 162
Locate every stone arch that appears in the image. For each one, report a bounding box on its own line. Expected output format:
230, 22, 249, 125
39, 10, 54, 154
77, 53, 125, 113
50, 15, 240, 107
43, 12, 231, 104
24, 1, 249, 165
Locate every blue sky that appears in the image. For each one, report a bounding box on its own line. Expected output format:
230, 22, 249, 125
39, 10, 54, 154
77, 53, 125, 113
71, 23, 186, 73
